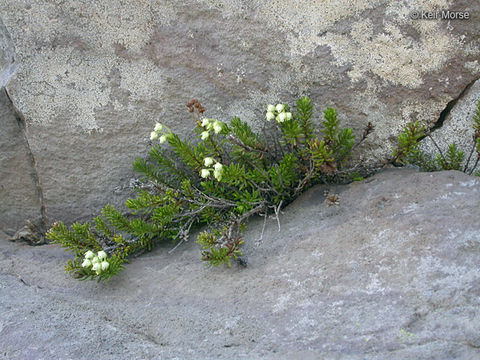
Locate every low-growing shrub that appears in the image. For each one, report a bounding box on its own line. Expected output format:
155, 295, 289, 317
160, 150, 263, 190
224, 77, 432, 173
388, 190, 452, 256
47, 97, 374, 281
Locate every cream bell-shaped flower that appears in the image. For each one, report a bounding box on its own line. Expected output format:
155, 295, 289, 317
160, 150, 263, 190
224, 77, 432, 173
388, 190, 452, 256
92, 262, 101, 272
150, 131, 158, 141
286, 112, 293, 121
98, 251, 107, 261
204, 157, 214, 166
275, 104, 285, 112
265, 111, 275, 121
91, 256, 100, 264
213, 121, 223, 134
201, 118, 210, 127
159, 135, 167, 144
277, 112, 286, 123
201, 131, 210, 140
85, 250, 95, 260
101, 261, 110, 271
214, 170, 222, 181
154, 123, 163, 132
214, 162, 223, 171
267, 104, 276, 112
82, 259, 92, 268
200, 169, 211, 178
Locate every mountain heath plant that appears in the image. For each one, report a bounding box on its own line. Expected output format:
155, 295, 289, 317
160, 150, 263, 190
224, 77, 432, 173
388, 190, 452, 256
47, 97, 374, 281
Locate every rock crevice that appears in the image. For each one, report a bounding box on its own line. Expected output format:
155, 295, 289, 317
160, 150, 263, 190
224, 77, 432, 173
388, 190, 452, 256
429, 76, 480, 134
4, 88, 48, 229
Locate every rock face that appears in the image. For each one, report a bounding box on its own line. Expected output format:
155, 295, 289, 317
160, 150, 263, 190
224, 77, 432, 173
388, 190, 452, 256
1, 169, 480, 359
421, 77, 480, 172
0, 1, 480, 225
0, 19, 44, 231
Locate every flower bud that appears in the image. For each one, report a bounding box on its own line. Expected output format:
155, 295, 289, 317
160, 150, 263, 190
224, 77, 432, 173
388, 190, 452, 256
201, 131, 210, 140
204, 157, 214, 166
275, 104, 285, 112
265, 111, 275, 121
277, 112, 286, 123
286, 112, 293, 121
101, 261, 110, 271
154, 123, 163, 132
200, 169, 211, 178
267, 104, 276, 112
85, 250, 95, 259
97, 251, 107, 261
159, 135, 167, 144
81, 259, 92, 268
150, 131, 158, 140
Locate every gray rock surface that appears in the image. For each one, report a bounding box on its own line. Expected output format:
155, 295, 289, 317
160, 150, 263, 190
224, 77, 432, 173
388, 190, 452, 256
1, 1, 480, 225
421, 78, 480, 173
0, 19, 43, 231
1, 169, 480, 359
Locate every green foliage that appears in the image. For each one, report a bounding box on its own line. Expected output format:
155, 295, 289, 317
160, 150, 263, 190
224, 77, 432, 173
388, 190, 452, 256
392, 121, 426, 166
393, 99, 480, 175
197, 230, 244, 267
48, 97, 372, 281
436, 143, 464, 171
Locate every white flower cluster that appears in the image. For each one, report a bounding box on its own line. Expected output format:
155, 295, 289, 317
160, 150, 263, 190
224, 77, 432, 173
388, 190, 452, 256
200, 157, 224, 181
265, 103, 292, 123
150, 122, 171, 143
81, 250, 110, 275
200, 118, 223, 140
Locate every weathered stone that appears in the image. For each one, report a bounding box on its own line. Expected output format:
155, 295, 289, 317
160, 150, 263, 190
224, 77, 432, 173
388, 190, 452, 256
420, 78, 480, 172
0, 1, 479, 224
1, 169, 479, 359
9, 218, 47, 245
0, 19, 43, 231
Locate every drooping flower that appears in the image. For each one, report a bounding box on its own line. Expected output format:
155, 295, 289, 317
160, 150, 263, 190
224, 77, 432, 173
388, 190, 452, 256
277, 112, 286, 123
213, 120, 223, 134
154, 123, 163, 132
201, 131, 210, 140
201, 118, 210, 127
213, 162, 223, 181
204, 157, 215, 166
91, 256, 100, 264
275, 104, 285, 112
286, 112, 293, 121
101, 261, 110, 271
159, 135, 167, 144
265, 111, 275, 121
267, 104, 276, 112
150, 131, 158, 141
81, 259, 92, 268
97, 251, 107, 261
200, 169, 211, 178
85, 250, 95, 260
92, 262, 101, 273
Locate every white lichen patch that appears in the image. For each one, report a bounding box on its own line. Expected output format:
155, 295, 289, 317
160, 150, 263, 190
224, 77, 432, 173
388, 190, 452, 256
118, 59, 167, 103
9, 49, 113, 131
0, 0, 177, 131
465, 60, 480, 75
